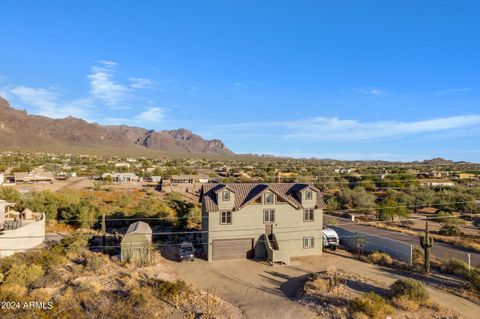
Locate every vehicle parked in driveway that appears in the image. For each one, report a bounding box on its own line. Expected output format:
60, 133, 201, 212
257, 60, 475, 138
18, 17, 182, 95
179, 241, 195, 262
322, 226, 339, 251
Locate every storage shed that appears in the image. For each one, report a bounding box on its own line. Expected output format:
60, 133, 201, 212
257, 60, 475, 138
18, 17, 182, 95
121, 221, 152, 263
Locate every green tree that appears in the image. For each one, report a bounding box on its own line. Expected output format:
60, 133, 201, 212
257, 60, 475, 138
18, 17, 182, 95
377, 197, 410, 221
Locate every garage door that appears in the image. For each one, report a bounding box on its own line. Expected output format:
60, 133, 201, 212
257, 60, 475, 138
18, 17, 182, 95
212, 238, 254, 260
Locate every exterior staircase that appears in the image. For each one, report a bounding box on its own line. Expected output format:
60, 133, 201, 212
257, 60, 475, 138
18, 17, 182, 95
264, 233, 290, 265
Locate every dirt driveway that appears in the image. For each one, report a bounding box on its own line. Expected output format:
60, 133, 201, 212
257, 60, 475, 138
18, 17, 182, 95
170, 252, 480, 319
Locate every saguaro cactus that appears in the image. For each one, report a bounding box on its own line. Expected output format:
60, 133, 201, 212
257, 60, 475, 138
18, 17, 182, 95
420, 221, 434, 274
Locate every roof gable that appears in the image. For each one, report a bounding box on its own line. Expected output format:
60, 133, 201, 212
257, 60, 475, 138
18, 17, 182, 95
200, 183, 326, 212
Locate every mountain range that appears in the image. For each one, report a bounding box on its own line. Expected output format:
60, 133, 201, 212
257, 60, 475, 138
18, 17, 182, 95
0, 97, 234, 156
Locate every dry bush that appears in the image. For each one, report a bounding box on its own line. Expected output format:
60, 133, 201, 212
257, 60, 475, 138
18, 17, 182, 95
83, 253, 106, 272
367, 251, 393, 266
0, 283, 28, 301
308, 270, 345, 297
389, 279, 429, 305
440, 259, 469, 276
3, 263, 44, 288
466, 269, 480, 291
29, 287, 55, 301
392, 295, 421, 311
350, 292, 393, 319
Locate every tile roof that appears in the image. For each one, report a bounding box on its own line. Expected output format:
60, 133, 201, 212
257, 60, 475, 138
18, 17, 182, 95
200, 183, 327, 212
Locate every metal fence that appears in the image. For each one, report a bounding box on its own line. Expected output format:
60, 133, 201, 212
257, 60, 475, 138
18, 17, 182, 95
332, 226, 413, 265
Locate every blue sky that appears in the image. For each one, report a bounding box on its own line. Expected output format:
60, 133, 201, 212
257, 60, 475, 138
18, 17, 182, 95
1, 1, 480, 161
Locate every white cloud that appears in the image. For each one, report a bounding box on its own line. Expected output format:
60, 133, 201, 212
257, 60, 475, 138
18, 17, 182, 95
129, 77, 153, 89
218, 115, 480, 142
3, 85, 92, 119
354, 87, 389, 96
135, 107, 167, 123
339, 87, 390, 96
432, 87, 471, 95
230, 81, 263, 92
88, 61, 128, 107
0, 61, 169, 125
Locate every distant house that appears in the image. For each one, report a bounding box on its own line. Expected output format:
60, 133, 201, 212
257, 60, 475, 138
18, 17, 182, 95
455, 173, 477, 179
171, 174, 209, 184
121, 221, 152, 263
101, 172, 140, 182
419, 179, 455, 187
334, 168, 354, 174
14, 171, 54, 184
0, 200, 45, 257
149, 176, 162, 183
0, 173, 4, 185
115, 162, 131, 168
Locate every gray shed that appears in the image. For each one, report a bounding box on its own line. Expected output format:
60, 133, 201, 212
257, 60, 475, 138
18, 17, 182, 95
121, 221, 153, 263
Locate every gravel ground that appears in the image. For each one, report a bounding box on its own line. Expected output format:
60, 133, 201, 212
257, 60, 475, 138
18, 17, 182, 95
169, 251, 480, 319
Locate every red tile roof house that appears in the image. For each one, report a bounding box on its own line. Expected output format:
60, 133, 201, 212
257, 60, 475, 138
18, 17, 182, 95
199, 183, 326, 265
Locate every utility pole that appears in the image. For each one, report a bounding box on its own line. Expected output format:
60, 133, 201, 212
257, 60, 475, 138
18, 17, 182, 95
420, 221, 434, 275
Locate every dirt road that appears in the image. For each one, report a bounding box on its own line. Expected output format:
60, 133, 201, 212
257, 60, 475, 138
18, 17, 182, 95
171, 253, 480, 319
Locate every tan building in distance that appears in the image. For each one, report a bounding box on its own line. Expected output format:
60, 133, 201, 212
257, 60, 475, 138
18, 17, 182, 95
14, 171, 54, 184
200, 183, 326, 265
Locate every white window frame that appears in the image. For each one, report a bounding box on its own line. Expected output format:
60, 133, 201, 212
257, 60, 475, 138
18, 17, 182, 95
264, 192, 274, 205
303, 237, 314, 249
220, 211, 232, 225
263, 209, 275, 224
222, 191, 230, 201
305, 190, 313, 200
304, 209, 315, 222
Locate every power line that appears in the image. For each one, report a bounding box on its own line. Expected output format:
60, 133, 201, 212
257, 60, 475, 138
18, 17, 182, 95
39, 199, 479, 224
2, 211, 478, 241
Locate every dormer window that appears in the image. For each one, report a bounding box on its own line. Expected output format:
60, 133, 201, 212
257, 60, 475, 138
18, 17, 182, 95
305, 190, 313, 200
264, 193, 274, 205
222, 191, 230, 201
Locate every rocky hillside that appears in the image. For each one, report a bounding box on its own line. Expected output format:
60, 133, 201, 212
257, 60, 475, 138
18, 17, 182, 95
0, 97, 234, 155
105, 126, 234, 155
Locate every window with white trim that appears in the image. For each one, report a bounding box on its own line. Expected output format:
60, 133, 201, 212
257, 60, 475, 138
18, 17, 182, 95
220, 211, 232, 224
263, 209, 275, 223
222, 191, 230, 201
264, 192, 274, 204
304, 209, 314, 222
305, 190, 313, 200
303, 237, 314, 249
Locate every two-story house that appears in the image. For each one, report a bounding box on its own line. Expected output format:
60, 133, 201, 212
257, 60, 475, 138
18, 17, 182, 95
199, 183, 326, 264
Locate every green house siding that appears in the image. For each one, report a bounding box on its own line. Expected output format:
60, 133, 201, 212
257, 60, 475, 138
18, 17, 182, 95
206, 201, 323, 261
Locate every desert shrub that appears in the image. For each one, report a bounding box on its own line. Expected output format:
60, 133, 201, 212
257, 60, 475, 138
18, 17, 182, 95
438, 224, 462, 237
441, 259, 469, 276
412, 246, 424, 264
350, 292, 393, 319
392, 295, 422, 311
0, 283, 28, 301
466, 269, 480, 291
368, 251, 393, 266
26, 250, 67, 273
153, 279, 190, 298
58, 232, 89, 256
84, 254, 104, 272
3, 263, 44, 288
389, 279, 429, 304
129, 287, 156, 308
